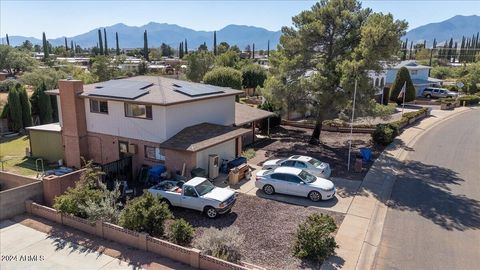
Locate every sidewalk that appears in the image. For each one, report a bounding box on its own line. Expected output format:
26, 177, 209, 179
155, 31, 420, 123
321, 106, 476, 270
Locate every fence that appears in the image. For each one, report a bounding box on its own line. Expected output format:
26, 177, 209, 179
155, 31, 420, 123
25, 200, 253, 270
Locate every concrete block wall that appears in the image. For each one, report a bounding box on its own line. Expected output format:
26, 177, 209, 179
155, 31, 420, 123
0, 181, 43, 220
42, 169, 85, 206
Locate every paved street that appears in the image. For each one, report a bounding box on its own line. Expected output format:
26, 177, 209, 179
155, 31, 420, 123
374, 109, 480, 270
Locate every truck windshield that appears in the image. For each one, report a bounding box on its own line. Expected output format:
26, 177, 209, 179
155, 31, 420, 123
195, 180, 215, 196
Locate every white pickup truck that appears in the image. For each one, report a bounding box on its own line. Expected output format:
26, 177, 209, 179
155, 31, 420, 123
147, 177, 236, 218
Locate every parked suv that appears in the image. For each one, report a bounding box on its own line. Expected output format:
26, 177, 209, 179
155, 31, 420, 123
423, 87, 458, 99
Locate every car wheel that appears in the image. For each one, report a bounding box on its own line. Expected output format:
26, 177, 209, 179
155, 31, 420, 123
308, 191, 322, 202
263, 184, 275, 195
205, 207, 218, 219
426, 94, 432, 98
162, 199, 172, 208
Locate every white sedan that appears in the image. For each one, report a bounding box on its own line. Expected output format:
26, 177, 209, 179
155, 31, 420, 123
262, 155, 332, 178
255, 167, 336, 202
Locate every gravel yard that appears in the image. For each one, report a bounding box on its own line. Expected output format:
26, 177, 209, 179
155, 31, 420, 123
253, 125, 384, 180
170, 194, 345, 270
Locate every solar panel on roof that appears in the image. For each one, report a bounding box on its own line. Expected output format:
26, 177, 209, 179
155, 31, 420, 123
88, 80, 153, 100
172, 82, 224, 97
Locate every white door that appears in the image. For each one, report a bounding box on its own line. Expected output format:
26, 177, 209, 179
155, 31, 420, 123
181, 186, 202, 211
284, 174, 306, 196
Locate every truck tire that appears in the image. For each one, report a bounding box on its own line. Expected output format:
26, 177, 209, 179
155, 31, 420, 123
162, 199, 172, 208
426, 94, 432, 98
204, 206, 218, 219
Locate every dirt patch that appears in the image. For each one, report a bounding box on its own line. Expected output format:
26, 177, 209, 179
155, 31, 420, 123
253, 125, 384, 180
170, 194, 345, 270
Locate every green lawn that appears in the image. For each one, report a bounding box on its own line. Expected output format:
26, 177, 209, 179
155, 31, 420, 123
0, 135, 55, 176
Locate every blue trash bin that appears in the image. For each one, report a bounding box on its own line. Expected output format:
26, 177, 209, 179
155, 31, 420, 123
360, 148, 372, 162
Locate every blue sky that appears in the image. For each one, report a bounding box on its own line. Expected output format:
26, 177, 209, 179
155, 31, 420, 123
1, 0, 479, 38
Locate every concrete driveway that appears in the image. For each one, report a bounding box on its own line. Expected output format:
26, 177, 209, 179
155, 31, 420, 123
0, 220, 136, 270
214, 165, 361, 214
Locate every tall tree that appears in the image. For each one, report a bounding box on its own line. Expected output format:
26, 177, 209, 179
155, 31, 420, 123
64, 37, 68, 50
7, 86, 22, 131
116, 32, 120, 55
70, 40, 74, 56
267, 40, 270, 57
18, 84, 32, 127
184, 38, 188, 54
213, 31, 217, 55
30, 82, 53, 124
402, 38, 408, 60
42, 32, 49, 59
103, 28, 108, 55
252, 43, 255, 59
408, 41, 413, 59
5, 34, 10, 46
179, 42, 184, 58
265, 0, 407, 143
143, 30, 149, 61
98, 29, 104, 55
389, 67, 416, 104
185, 51, 214, 82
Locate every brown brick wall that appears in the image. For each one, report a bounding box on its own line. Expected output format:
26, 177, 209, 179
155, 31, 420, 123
42, 169, 84, 206
164, 149, 196, 177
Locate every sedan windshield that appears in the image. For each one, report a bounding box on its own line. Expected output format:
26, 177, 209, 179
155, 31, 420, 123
307, 158, 322, 167
298, 170, 317, 183
195, 180, 215, 196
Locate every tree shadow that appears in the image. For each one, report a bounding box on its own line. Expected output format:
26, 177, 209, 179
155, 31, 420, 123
170, 208, 238, 230
362, 155, 480, 231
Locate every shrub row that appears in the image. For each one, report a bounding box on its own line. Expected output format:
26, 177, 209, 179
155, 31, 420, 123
372, 108, 429, 145
458, 95, 480, 105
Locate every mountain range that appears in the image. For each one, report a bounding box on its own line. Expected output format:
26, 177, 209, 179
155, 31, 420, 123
404, 15, 480, 46
2, 15, 479, 50
2, 23, 281, 50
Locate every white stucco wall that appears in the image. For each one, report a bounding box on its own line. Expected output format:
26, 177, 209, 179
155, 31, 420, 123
196, 139, 236, 171
85, 99, 167, 143
164, 96, 236, 139
56, 95, 63, 127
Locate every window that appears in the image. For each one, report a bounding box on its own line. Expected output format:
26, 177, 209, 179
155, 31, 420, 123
271, 173, 286, 181
380, 78, 385, 87
410, 70, 418, 75
285, 174, 302, 183
90, 99, 108, 114
125, 103, 152, 119
144, 146, 165, 161
282, 160, 296, 167
375, 78, 379, 87
295, 161, 307, 168
184, 186, 198, 197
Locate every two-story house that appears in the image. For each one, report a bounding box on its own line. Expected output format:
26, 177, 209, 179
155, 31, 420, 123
385, 60, 443, 96
39, 76, 272, 179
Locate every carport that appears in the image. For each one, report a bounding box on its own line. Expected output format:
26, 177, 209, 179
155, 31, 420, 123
234, 103, 275, 146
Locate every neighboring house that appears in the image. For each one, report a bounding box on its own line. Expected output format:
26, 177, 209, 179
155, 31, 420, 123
41, 76, 272, 180
385, 60, 443, 96
367, 70, 386, 96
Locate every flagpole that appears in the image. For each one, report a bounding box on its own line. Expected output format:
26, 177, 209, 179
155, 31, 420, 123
402, 81, 406, 116
347, 78, 358, 172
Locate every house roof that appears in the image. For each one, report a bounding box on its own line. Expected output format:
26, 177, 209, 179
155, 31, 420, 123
46, 76, 243, 106
26, 123, 61, 132
390, 60, 432, 70
234, 103, 275, 126
159, 123, 250, 152
412, 77, 444, 85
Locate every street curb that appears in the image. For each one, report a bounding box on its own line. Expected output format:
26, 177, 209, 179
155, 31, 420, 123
355, 107, 476, 270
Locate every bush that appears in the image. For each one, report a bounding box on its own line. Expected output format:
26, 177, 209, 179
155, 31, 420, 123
372, 123, 399, 146
169, 219, 195, 246
458, 95, 480, 106
241, 64, 267, 89
119, 192, 172, 237
389, 67, 416, 104
194, 226, 244, 263
241, 148, 256, 160
292, 213, 338, 263
203, 67, 243, 90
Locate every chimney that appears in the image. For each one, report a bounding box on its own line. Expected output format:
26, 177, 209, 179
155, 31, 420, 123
58, 80, 89, 168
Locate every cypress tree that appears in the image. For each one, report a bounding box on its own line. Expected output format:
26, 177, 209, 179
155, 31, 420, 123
252, 43, 255, 59
459, 37, 465, 62
7, 86, 23, 131
64, 37, 68, 50
184, 38, 188, 54
98, 29, 104, 55
402, 38, 408, 60
18, 85, 32, 128
42, 32, 49, 59
71, 40, 74, 56
267, 40, 270, 57
408, 41, 413, 59
5, 34, 9, 46
31, 82, 53, 124
116, 32, 120, 55
390, 67, 416, 104
453, 42, 458, 63
213, 31, 217, 55
104, 28, 108, 55
143, 30, 149, 61
447, 38, 453, 61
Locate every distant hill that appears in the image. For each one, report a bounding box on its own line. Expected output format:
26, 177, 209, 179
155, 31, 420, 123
404, 15, 480, 46
1, 22, 282, 50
